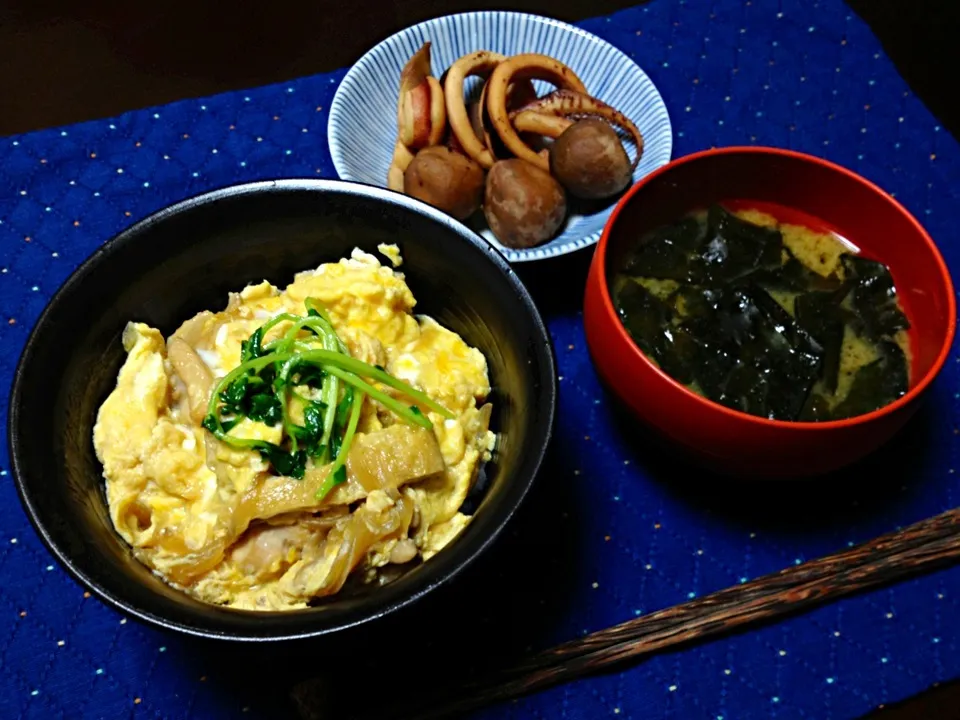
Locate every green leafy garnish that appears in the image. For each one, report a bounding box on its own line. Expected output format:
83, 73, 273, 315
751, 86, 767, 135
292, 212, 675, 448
240, 328, 266, 362
335, 386, 355, 428
288, 400, 328, 458
201, 297, 453, 487
247, 393, 283, 426
313, 464, 348, 503
261, 445, 308, 479
219, 374, 250, 413
315, 388, 364, 500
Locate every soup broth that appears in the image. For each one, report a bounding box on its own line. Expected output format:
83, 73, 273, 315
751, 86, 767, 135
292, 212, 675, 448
611, 204, 911, 422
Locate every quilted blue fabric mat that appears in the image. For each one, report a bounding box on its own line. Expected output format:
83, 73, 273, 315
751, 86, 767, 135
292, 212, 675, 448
1, 0, 958, 718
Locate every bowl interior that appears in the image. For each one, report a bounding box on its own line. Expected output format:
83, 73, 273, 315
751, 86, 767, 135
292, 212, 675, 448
9, 180, 555, 640
327, 10, 672, 262
604, 149, 954, 390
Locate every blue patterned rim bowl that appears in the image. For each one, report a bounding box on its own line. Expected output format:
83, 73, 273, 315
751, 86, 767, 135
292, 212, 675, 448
328, 11, 673, 262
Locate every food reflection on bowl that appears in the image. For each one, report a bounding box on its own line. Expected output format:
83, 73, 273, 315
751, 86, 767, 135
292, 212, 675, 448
584, 147, 956, 478
9, 179, 557, 640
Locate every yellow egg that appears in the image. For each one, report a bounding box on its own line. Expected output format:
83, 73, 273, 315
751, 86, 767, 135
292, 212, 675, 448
93, 248, 496, 610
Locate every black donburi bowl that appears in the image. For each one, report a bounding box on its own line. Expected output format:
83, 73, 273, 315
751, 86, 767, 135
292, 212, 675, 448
8, 179, 556, 642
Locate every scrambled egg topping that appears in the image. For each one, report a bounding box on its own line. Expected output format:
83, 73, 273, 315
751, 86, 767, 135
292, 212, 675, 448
93, 246, 496, 610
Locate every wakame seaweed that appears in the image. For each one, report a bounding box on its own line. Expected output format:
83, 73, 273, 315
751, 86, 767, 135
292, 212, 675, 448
699, 204, 783, 284
757, 246, 844, 293
623, 215, 705, 282
616, 280, 695, 384
612, 205, 912, 422
841, 254, 911, 340
794, 285, 850, 394
830, 341, 908, 420
679, 284, 822, 420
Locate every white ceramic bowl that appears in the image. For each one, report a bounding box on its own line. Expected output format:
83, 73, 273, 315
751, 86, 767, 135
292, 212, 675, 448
328, 11, 673, 262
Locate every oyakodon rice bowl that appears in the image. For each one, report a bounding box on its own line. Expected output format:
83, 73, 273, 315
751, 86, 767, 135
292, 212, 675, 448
10, 178, 556, 640
93, 245, 496, 611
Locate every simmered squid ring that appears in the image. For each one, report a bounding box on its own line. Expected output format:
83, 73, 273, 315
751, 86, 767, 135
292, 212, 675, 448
443, 51, 508, 169
485, 54, 587, 172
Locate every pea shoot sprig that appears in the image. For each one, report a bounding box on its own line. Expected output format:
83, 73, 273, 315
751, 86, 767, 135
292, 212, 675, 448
201, 298, 454, 500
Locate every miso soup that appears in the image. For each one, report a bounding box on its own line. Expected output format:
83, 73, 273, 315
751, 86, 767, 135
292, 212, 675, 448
611, 204, 911, 422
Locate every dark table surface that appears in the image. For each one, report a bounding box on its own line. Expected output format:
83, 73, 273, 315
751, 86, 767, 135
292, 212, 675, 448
2, 0, 959, 718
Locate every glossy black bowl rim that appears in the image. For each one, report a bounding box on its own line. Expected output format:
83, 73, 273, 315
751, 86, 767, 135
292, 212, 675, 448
8, 178, 558, 642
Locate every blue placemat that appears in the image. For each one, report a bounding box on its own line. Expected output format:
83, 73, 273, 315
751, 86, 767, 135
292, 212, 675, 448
2, 0, 959, 718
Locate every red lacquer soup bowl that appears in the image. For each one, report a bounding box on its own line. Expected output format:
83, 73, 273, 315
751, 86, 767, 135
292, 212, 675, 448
583, 147, 956, 477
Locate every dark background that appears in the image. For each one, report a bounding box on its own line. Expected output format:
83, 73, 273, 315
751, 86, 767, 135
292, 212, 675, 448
2, 0, 959, 718
1, 0, 958, 139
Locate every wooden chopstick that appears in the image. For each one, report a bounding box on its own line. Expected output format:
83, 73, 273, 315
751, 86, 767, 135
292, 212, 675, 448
290, 507, 960, 720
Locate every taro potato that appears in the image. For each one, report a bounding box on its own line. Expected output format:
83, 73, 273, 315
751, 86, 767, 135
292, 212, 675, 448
483, 159, 567, 249
404, 146, 485, 220
550, 118, 632, 200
